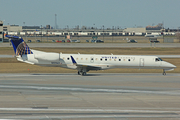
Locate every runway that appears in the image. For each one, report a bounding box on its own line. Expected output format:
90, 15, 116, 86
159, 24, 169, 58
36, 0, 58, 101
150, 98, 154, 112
0, 73, 180, 119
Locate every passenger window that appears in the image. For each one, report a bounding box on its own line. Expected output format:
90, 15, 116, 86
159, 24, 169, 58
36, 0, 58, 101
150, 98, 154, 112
67, 58, 69, 60
128, 59, 130, 61
100, 58, 102, 61
119, 59, 121, 61
105, 59, 107, 61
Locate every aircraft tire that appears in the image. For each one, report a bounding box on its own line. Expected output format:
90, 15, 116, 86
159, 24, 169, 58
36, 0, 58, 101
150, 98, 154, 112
82, 72, 86, 76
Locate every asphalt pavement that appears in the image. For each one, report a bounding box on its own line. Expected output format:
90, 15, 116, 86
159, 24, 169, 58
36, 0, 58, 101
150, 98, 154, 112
0, 73, 179, 119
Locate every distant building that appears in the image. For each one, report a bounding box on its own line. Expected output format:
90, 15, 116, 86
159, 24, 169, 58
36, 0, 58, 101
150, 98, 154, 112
123, 28, 146, 33
0, 21, 3, 42
146, 23, 163, 33
22, 26, 40, 29
22, 26, 40, 31
3, 25, 22, 32
2, 25, 41, 32
46, 25, 50, 29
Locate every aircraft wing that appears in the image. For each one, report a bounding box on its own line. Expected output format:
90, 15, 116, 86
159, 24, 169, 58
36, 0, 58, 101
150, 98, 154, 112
76, 63, 102, 70
70, 56, 102, 70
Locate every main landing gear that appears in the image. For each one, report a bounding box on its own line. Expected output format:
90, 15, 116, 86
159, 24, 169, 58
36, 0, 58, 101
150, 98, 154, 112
78, 71, 87, 76
163, 69, 166, 75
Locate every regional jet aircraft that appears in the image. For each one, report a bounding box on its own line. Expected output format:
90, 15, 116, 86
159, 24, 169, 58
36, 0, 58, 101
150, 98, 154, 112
6, 35, 176, 76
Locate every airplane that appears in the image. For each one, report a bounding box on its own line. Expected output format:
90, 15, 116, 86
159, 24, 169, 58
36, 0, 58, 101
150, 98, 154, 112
6, 35, 176, 76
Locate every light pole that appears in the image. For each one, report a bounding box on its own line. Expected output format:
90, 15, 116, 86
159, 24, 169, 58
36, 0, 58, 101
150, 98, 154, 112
55, 14, 57, 29
47, 29, 48, 42
103, 25, 104, 41
112, 26, 114, 42
23, 22, 27, 42
41, 25, 42, 42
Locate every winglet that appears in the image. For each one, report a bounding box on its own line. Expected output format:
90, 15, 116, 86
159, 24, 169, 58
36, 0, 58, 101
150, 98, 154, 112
5, 35, 33, 56
70, 56, 77, 65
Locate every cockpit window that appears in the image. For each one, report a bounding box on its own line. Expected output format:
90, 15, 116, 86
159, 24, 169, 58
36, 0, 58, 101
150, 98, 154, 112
159, 58, 163, 61
155, 58, 163, 62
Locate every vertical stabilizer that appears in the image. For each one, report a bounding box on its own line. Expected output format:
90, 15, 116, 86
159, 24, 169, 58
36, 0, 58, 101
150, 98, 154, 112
6, 35, 33, 56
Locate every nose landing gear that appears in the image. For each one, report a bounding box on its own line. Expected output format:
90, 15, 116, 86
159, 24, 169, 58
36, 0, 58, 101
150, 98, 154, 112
163, 69, 166, 75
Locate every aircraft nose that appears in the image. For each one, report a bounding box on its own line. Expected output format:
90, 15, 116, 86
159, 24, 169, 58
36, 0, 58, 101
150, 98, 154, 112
162, 61, 176, 69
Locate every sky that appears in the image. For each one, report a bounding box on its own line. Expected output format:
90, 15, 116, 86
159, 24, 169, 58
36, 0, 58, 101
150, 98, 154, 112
0, 0, 180, 29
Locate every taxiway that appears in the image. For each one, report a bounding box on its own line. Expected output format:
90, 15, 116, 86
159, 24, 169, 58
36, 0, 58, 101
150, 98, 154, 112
0, 73, 180, 119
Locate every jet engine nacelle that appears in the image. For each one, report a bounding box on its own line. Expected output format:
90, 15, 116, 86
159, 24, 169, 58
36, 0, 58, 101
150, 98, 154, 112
34, 53, 60, 61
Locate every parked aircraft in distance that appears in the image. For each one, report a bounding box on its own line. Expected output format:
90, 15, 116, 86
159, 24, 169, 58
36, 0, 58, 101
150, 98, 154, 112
6, 35, 176, 76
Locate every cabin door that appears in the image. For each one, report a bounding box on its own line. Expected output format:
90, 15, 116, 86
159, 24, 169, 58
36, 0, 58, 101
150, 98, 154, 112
139, 58, 144, 67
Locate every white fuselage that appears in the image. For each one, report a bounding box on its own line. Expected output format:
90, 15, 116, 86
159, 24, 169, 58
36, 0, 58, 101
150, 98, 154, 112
17, 49, 176, 72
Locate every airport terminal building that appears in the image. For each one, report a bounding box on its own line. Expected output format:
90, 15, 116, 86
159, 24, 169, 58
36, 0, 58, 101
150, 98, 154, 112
2, 25, 164, 37
0, 22, 178, 42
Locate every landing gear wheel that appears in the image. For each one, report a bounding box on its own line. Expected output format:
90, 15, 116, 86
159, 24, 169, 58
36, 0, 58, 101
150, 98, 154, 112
78, 71, 81, 75
163, 69, 166, 75
82, 72, 86, 76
